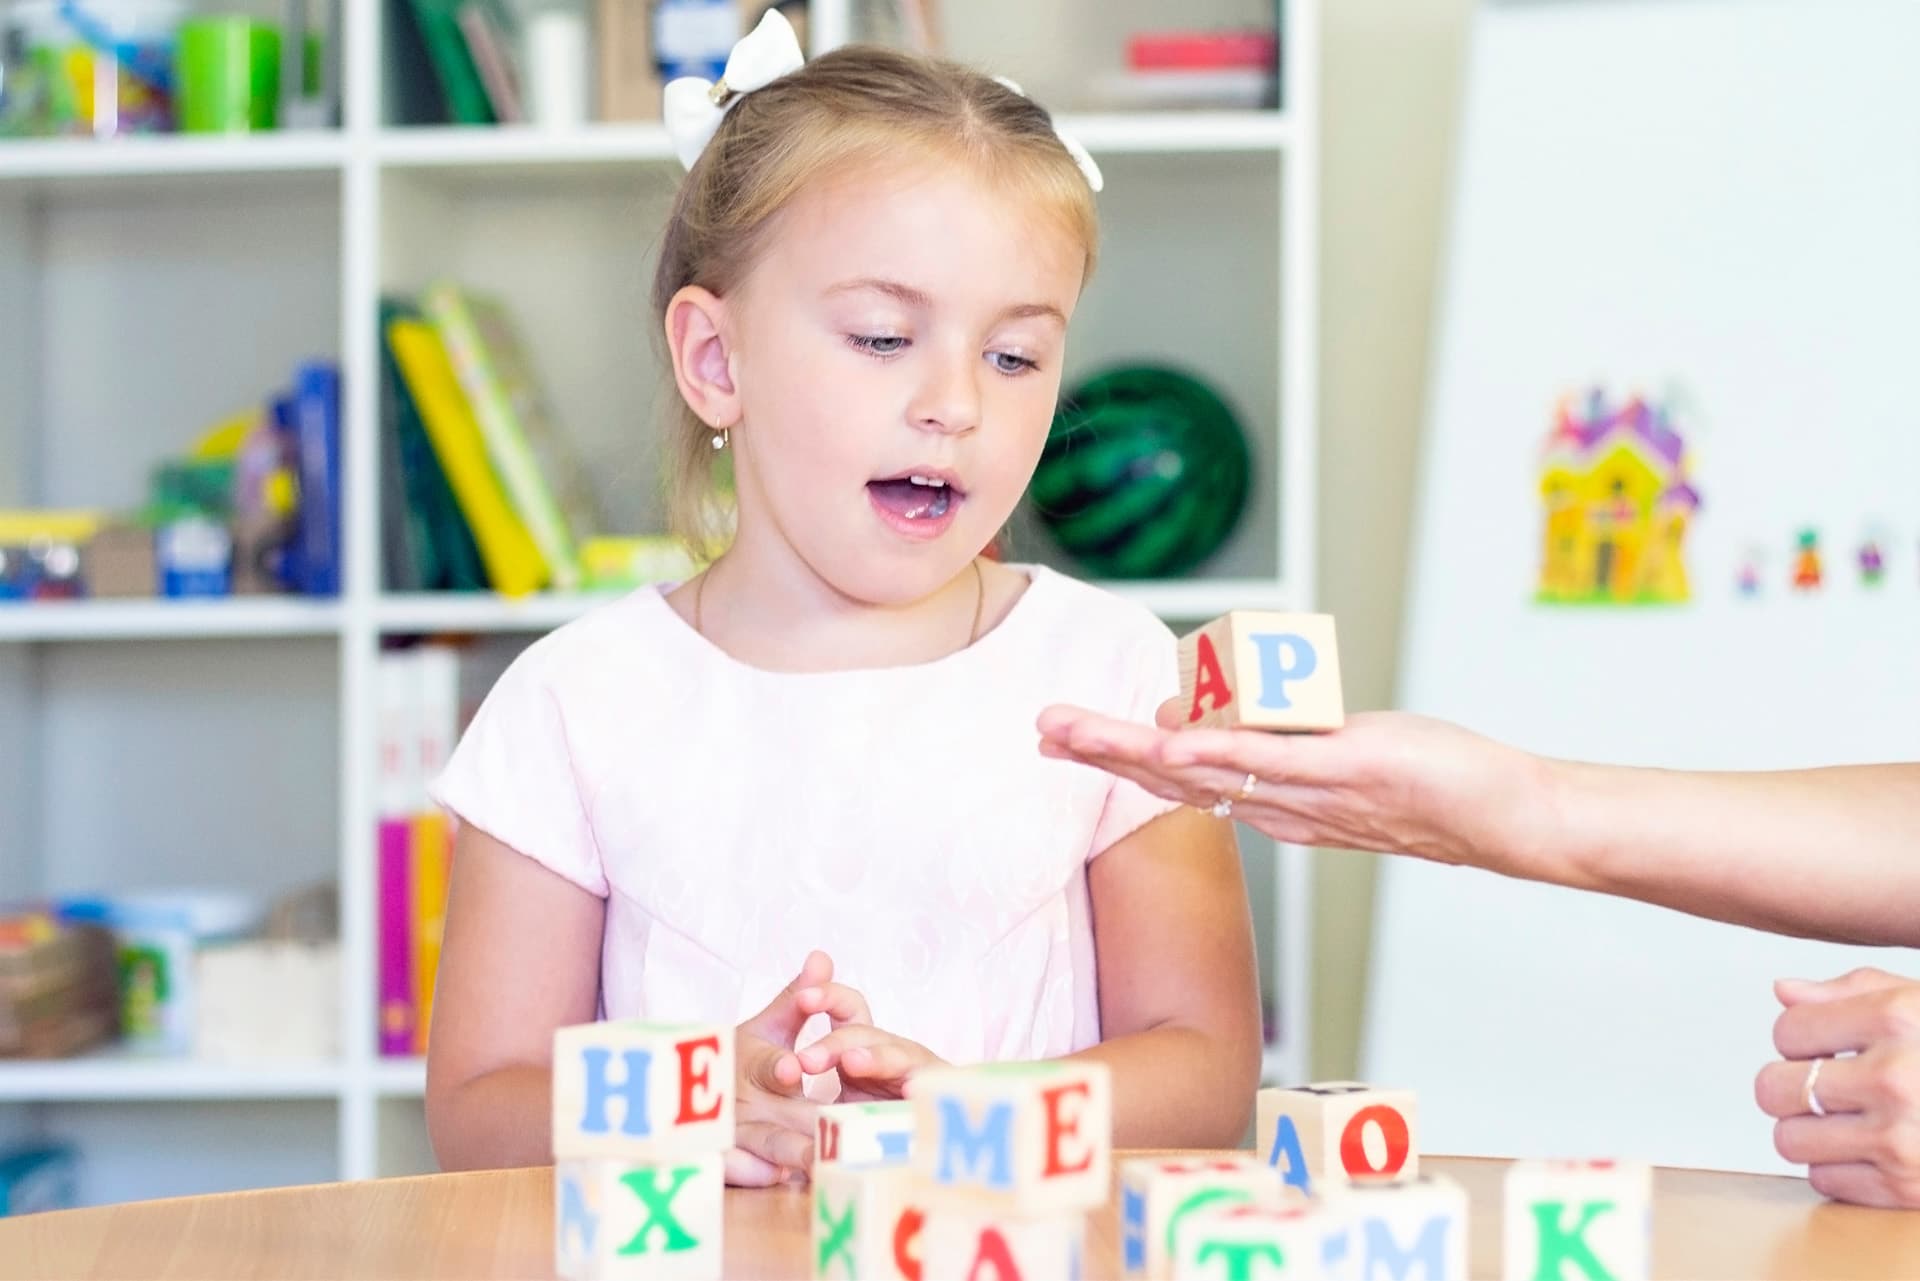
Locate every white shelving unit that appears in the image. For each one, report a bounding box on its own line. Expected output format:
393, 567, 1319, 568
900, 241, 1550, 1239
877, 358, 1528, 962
0, 0, 1317, 1203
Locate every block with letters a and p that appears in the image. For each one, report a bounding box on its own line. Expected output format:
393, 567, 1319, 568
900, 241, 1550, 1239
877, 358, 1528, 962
552, 1020, 733, 1159
909, 1060, 1111, 1216
1178, 611, 1344, 732
1256, 1082, 1418, 1196
1502, 1160, 1650, 1281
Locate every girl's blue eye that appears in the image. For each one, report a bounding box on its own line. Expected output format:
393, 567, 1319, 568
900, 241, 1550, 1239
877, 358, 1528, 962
849, 335, 908, 356
991, 352, 1038, 375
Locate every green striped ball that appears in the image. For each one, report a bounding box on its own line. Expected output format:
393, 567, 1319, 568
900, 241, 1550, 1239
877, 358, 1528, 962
1030, 365, 1251, 579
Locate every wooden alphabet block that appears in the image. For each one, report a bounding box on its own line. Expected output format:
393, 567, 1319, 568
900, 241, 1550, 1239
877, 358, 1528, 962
1320, 1174, 1468, 1281
1502, 1160, 1651, 1281
910, 1060, 1111, 1215
1177, 611, 1344, 732
811, 1163, 922, 1281
816, 1099, 915, 1168
555, 1153, 724, 1280
920, 1206, 1085, 1281
1169, 1201, 1328, 1281
1120, 1155, 1293, 1279
1256, 1083, 1419, 1195
552, 1021, 733, 1160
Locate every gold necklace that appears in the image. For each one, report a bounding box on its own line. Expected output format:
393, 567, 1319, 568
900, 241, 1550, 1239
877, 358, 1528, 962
694, 558, 986, 649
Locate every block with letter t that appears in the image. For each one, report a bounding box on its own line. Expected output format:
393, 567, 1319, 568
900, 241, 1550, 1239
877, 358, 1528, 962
1178, 611, 1344, 731
1121, 1155, 1292, 1279
1169, 1200, 1330, 1281
551, 1020, 733, 1160
909, 1059, 1111, 1215
1256, 1082, 1418, 1196
1502, 1160, 1650, 1281
555, 1152, 724, 1281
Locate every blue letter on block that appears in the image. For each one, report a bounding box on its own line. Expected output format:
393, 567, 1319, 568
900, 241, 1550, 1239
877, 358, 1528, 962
1122, 1184, 1147, 1272
876, 1130, 911, 1163
1266, 1113, 1312, 1193
934, 1097, 1013, 1189
1250, 633, 1317, 710
579, 1047, 653, 1138
1365, 1215, 1450, 1281
558, 1172, 598, 1261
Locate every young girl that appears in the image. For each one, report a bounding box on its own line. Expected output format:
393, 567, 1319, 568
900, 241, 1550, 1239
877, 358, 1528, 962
424, 12, 1262, 1187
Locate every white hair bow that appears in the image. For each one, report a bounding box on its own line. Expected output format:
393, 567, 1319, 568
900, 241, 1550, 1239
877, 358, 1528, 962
993, 76, 1104, 194
663, 9, 807, 171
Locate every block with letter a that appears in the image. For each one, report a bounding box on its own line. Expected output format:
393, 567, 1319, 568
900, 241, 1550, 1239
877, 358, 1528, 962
910, 1059, 1111, 1216
1178, 611, 1344, 732
552, 1020, 732, 1279
1502, 1160, 1650, 1281
1256, 1083, 1419, 1196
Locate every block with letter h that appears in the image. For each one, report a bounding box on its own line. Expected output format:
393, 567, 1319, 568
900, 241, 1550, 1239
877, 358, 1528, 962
1179, 611, 1344, 732
1502, 1160, 1650, 1281
1121, 1155, 1293, 1279
1256, 1083, 1419, 1197
906, 1060, 1110, 1280
552, 1020, 733, 1280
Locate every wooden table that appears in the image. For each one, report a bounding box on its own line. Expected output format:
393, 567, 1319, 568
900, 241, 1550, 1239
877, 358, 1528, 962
2, 1155, 1917, 1279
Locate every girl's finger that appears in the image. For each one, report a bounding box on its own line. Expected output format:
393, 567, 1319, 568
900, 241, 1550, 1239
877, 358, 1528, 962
797, 1026, 894, 1075
723, 1145, 787, 1188
1773, 1114, 1881, 1165
797, 981, 874, 1028
840, 1042, 918, 1083
1754, 1053, 1874, 1119
734, 1120, 814, 1174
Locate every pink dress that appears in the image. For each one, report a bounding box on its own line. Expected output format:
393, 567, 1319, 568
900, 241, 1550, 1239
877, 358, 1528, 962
428, 564, 1181, 1072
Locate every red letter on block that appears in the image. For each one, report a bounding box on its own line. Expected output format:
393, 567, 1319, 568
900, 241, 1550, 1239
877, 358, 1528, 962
1339, 1104, 1411, 1178
893, 1207, 925, 1281
1041, 1082, 1093, 1176
675, 1035, 722, 1124
966, 1228, 1024, 1281
1189, 634, 1234, 723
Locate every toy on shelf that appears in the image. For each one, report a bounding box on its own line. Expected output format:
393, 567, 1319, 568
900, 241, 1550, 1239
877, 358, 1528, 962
1030, 364, 1252, 580
0, 910, 119, 1060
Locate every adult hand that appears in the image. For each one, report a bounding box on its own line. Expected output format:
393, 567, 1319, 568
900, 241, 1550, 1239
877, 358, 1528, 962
1755, 967, 1920, 1208
730, 950, 873, 1186
1036, 703, 1552, 874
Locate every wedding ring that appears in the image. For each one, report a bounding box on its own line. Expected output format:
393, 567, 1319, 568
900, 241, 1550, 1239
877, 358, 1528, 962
1210, 797, 1234, 818
1804, 1057, 1828, 1118
1238, 772, 1258, 800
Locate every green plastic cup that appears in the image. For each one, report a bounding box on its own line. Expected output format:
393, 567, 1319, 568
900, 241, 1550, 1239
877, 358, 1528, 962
176, 17, 280, 132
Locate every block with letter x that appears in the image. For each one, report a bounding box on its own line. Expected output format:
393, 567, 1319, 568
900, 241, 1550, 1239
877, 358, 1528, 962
1256, 1082, 1419, 1196
552, 1020, 733, 1160
555, 1153, 723, 1281
1178, 611, 1344, 732
910, 1060, 1112, 1215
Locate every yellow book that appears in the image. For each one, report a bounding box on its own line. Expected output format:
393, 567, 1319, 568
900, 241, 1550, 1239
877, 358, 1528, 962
409, 810, 451, 1057
386, 319, 548, 597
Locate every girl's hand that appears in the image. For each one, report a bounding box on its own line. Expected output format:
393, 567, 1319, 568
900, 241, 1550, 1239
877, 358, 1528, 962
730, 949, 873, 1186
797, 1024, 947, 1102
1755, 967, 1920, 1208
1035, 703, 1550, 877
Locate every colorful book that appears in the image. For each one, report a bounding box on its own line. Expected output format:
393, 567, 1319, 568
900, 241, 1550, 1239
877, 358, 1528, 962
381, 299, 488, 593
387, 318, 548, 597
422, 283, 602, 591
408, 811, 451, 1056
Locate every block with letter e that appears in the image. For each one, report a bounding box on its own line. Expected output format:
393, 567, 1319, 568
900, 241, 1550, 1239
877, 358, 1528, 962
1503, 1160, 1650, 1281
910, 1060, 1111, 1215
552, 1021, 733, 1160
1256, 1083, 1418, 1195
1178, 611, 1344, 731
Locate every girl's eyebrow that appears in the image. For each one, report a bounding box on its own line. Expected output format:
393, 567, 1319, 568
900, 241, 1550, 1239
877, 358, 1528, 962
824, 277, 1066, 326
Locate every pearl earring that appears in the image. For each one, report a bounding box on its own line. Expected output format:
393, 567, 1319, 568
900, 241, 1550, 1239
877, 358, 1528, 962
711, 427, 729, 451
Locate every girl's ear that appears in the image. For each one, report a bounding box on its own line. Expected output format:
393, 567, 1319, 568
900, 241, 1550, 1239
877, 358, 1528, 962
665, 285, 742, 431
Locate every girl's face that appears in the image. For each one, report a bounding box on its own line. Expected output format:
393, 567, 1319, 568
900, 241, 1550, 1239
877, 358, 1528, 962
722, 159, 1088, 607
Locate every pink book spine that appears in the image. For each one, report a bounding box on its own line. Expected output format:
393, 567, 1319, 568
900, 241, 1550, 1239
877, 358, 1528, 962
378, 820, 415, 1057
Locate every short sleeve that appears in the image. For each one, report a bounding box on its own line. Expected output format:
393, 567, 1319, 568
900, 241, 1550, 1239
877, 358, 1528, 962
427, 644, 608, 898
1086, 622, 1185, 860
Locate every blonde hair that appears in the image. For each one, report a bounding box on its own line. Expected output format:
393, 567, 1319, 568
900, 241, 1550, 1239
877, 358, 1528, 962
652, 43, 1101, 557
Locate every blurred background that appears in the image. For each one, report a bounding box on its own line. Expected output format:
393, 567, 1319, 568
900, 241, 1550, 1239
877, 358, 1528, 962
4, 0, 1910, 1215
